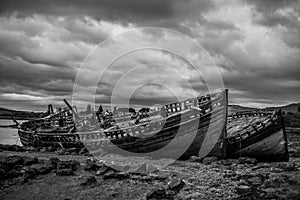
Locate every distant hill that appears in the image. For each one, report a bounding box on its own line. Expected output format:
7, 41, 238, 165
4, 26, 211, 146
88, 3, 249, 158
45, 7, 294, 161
265, 103, 300, 113
228, 105, 257, 114
0, 107, 46, 120
228, 103, 300, 114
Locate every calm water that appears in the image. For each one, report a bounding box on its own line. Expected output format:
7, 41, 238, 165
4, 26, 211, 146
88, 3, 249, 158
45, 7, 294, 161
0, 119, 25, 145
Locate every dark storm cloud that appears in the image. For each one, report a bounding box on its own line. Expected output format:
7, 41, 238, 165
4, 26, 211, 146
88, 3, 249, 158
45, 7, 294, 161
0, 58, 76, 95
0, 0, 217, 37
244, 0, 298, 12
0, 0, 214, 23
246, 0, 300, 49
0, 0, 299, 110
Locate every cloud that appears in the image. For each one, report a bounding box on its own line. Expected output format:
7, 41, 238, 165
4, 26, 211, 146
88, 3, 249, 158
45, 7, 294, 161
0, 0, 299, 110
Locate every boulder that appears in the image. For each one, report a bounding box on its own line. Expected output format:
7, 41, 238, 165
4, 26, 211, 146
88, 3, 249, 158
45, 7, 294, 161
6, 169, 23, 178
0, 144, 10, 151
21, 167, 38, 183
4, 155, 24, 169
36, 164, 54, 175
56, 168, 73, 176
8, 145, 25, 152
57, 160, 79, 171
23, 156, 38, 166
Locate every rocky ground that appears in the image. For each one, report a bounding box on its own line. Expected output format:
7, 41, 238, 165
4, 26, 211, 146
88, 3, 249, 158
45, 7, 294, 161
0, 128, 299, 200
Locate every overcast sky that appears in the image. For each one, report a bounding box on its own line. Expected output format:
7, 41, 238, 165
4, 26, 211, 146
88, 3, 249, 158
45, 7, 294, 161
0, 0, 299, 111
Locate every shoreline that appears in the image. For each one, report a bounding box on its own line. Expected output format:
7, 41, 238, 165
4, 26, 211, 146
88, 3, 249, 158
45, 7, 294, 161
0, 149, 300, 200
0, 126, 300, 199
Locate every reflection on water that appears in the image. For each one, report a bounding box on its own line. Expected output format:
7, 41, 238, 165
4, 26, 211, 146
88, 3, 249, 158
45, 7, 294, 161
0, 119, 25, 145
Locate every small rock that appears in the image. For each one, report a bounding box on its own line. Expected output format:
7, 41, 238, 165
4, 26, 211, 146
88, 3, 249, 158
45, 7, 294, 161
84, 159, 102, 171
13, 164, 23, 171
56, 168, 73, 176
167, 177, 185, 192
39, 147, 48, 153
276, 162, 297, 171
236, 185, 251, 194
49, 157, 60, 168
247, 176, 262, 186
189, 156, 202, 162
251, 164, 270, 171
270, 167, 283, 173
96, 165, 112, 176
218, 159, 239, 166
238, 157, 257, 165
46, 146, 56, 152
23, 146, 36, 152
80, 176, 97, 186
0, 168, 6, 179
146, 188, 174, 200
57, 148, 66, 155
202, 156, 218, 164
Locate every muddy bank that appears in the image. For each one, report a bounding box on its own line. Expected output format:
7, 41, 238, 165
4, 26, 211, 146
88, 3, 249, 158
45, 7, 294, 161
0, 126, 299, 200
0, 150, 299, 200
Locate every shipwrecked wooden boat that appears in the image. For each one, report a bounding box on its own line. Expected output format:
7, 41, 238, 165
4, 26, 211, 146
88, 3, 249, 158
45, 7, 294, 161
18, 90, 228, 160
18, 89, 289, 161
226, 110, 289, 161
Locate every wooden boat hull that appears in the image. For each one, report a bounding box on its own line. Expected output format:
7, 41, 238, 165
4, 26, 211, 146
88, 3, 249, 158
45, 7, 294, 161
18, 90, 228, 160
226, 110, 289, 161
82, 106, 227, 160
